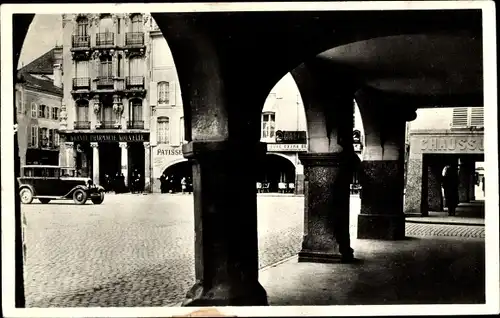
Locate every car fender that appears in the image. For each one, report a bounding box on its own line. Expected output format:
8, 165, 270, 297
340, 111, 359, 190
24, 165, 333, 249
64, 185, 89, 198
96, 185, 105, 192
18, 184, 36, 196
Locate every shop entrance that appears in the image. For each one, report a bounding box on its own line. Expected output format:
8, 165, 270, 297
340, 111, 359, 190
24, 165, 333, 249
75, 142, 92, 177
161, 161, 193, 193
257, 154, 296, 193
99, 142, 121, 185
128, 142, 145, 191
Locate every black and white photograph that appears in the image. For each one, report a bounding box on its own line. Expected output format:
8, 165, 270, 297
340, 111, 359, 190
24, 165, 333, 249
1, 1, 499, 317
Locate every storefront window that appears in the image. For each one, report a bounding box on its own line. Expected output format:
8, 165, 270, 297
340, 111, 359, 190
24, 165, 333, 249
157, 116, 170, 144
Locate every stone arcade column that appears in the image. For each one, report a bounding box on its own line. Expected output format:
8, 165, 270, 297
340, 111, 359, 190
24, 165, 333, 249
144, 142, 151, 192
427, 160, 446, 212
459, 158, 474, 203
119, 142, 129, 187
182, 141, 268, 306
356, 91, 415, 240
291, 61, 356, 263
298, 152, 355, 263
91, 142, 99, 185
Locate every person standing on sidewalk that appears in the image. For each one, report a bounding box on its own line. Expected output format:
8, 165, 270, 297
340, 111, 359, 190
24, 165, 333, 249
442, 165, 459, 216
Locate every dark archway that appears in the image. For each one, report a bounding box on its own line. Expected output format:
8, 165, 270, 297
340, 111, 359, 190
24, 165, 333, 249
161, 161, 193, 194
257, 154, 296, 193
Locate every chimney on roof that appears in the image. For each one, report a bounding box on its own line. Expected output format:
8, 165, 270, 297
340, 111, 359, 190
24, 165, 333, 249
52, 46, 63, 88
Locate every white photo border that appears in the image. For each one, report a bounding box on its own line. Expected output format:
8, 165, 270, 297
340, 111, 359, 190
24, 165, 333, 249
1, 1, 498, 317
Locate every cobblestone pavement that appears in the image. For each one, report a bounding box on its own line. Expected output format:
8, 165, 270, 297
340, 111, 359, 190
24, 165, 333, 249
22, 194, 483, 307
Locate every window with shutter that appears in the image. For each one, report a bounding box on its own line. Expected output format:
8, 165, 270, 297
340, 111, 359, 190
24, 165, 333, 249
31, 103, 37, 118
170, 81, 176, 106
452, 107, 468, 127
262, 112, 276, 139
470, 107, 484, 127
158, 82, 169, 104
150, 81, 158, 106
157, 117, 170, 144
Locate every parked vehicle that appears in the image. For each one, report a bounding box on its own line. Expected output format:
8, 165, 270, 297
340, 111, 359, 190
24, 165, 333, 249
17, 165, 105, 205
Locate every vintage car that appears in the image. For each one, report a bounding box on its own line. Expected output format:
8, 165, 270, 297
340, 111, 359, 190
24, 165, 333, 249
17, 165, 105, 205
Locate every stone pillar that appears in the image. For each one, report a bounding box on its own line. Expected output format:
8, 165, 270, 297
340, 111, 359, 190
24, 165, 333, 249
298, 152, 354, 263
119, 142, 129, 187
459, 158, 474, 203
144, 142, 151, 192
404, 152, 425, 215
356, 91, 414, 240
91, 142, 99, 185
182, 141, 268, 306
427, 161, 444, 212
469, 165, 476, 201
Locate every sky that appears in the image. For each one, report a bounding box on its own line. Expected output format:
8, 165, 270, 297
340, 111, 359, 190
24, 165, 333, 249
18, 14, 63, 69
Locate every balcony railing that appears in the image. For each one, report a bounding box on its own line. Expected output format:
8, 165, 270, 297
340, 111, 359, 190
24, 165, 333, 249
127, 120, 144, 129
125, 32, 145, 46
98, 121, 117, 129
96, 32, 114, 46
74, 121, 91, 130
96, 77, 114, 89
126, 76, 144, 88
72, 77, 91, 90
72, 35, 90, 48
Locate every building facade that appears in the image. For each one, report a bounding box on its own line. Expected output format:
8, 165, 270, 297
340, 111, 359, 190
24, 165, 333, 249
404, 106, 485, 215
16, 47, 63, 167
59, 14, 366, 194
59, 13, 152, 190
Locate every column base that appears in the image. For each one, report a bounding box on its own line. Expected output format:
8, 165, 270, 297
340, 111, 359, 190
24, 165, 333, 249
298, 250, 346, 263
357, 214, 405, 240
182, 281, 269, 307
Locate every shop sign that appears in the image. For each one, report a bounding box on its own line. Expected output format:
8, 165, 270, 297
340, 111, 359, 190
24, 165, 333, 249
275, 130, 307, 144
267, 143, 307, 152
420, 136, 484, 152
156, 148, 183, 156
63, 133, 149, 143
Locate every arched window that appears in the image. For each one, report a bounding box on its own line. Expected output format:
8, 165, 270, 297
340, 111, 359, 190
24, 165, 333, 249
158, 82, 169, 104
99, 14, 113, 33
31, 102, 37, 118
76, 17, 89, 36
157, 117, 170, 144
130, 14, 143, 33
180, 117, 185, 144
262, 112, 276, 139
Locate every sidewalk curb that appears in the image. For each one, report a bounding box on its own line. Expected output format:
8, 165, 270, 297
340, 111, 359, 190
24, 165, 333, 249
259, 254, 298, 272
405, 219, 485, 227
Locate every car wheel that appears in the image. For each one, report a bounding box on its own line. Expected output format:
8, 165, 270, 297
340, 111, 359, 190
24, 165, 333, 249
91, 192, 105, 205
20, 188, 34, 204
73, 189, 88, 205
39, 198, 51, 204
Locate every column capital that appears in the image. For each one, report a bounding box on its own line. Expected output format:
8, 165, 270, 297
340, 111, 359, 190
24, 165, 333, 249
143, 142, 151, 149
182, 140, 267, 160
298, 152, 359, 167
64, 142, 74, 147
119, 141, 128, 149
90, 142, 99, 148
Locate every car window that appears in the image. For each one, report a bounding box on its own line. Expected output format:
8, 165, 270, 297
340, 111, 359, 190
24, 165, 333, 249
46, 168, 60, 178
34, 168, 44, 177
23, 168, 34, 177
